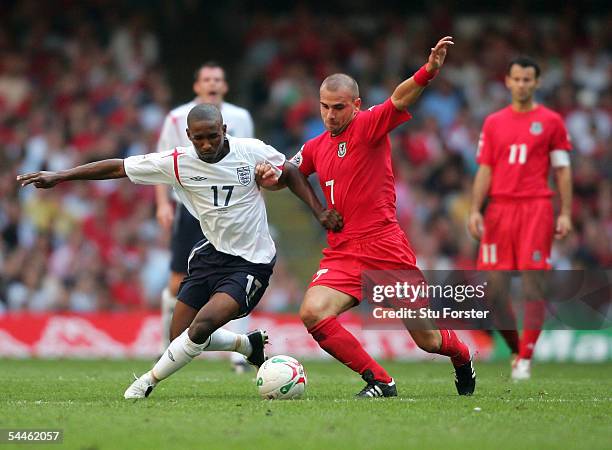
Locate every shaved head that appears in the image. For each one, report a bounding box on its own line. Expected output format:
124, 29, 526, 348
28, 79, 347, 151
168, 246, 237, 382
187, 103, 223, 128
320, 73, 359, 100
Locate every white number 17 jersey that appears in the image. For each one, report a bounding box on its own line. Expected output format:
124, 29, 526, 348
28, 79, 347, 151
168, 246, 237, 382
124, 136, 286, 264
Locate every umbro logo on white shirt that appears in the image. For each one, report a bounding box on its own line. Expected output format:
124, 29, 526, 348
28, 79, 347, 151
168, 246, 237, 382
189, 176, 208, 181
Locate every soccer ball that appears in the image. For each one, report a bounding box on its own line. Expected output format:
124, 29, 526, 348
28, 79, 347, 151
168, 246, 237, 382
256, 355, 307, 400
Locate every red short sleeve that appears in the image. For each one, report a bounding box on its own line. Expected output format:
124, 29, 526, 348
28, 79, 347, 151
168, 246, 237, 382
361, 98, 413, 143
549, 115, 572, 152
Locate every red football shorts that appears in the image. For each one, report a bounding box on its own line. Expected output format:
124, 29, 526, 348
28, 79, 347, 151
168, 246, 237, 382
477, 198, 554, 270
309, 225, 421, 302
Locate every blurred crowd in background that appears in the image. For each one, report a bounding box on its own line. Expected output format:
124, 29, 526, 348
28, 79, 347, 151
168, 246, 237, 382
0, 1, 610, 313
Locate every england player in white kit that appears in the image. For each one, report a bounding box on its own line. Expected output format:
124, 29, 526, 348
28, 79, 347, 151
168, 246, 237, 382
17, 104, 343, 399
155, 62, 255, 371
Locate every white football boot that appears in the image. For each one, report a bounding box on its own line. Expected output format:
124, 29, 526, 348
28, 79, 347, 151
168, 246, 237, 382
124, 371, 156, 399
511, 358, 531, 381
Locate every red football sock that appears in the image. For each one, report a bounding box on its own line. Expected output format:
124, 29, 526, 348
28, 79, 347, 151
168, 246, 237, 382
308, 317, 392, 383
519, 300, 546, 359
439, 329, 471, 367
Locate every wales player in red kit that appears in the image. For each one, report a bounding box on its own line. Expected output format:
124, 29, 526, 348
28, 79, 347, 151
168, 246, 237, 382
259, 36, 475, 397
469, 57, 573, 380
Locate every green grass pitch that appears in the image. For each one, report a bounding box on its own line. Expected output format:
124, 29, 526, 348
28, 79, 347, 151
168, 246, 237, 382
1, 359, 610, 449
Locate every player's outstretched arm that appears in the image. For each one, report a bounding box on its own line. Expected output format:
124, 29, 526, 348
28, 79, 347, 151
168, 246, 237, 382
391, 36, 454, 111
468, 164, 491, 240
17, 159, 126, 189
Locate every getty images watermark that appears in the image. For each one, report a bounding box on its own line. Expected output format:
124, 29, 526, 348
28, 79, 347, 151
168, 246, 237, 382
361, 270, 612, 330
371, 279, 489, 320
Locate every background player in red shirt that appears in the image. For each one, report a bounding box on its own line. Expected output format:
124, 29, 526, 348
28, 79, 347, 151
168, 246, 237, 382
468, 57, 573, 381
259, 36, 476, 397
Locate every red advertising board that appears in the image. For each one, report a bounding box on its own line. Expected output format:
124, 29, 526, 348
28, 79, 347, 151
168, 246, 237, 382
0, 312, 493, 360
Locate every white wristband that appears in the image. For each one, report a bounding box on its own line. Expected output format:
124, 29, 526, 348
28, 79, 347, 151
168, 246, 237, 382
550, 150, 570, 168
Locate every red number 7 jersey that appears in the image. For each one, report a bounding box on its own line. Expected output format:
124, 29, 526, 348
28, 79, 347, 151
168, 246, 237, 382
476, 105, 571, 199
291, 98, 412, 247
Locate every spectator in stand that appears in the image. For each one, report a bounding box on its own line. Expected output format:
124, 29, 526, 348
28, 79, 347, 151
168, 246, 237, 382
0, 4, 609, 314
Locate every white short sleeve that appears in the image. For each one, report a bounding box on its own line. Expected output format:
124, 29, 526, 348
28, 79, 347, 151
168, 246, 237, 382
124, 151, 175, 185
250, 140, 286, 170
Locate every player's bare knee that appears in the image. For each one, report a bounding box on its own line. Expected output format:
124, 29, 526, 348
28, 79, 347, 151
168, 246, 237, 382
188, 317, 216, 344
299, 303, 322, 329
522, 279, 544, 301
299, 297, 332, 329
301, 288, 355, 329
414, 331, 442, 353
522, 271, 545, 295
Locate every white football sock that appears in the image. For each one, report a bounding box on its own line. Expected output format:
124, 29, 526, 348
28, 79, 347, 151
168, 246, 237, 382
227, 316, 251, 363
227, 315, 250, 335
152, 329, 205, 381
160, 288, 177, 350
202, 328, 252, 356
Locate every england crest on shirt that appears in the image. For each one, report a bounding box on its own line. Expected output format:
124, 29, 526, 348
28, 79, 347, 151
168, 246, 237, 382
530, 122, 543, 135
236, 166, 251, 185
338, 142, 347, 158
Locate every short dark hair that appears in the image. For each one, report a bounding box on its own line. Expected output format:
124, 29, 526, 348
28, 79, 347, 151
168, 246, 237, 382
187, 103, 222, 127
193, 61, 225, 81
507, 56, 541, 78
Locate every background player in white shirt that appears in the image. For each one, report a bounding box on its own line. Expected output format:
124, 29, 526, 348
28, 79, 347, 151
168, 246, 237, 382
156, 62, 256, 371
17, 104, 342, 399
